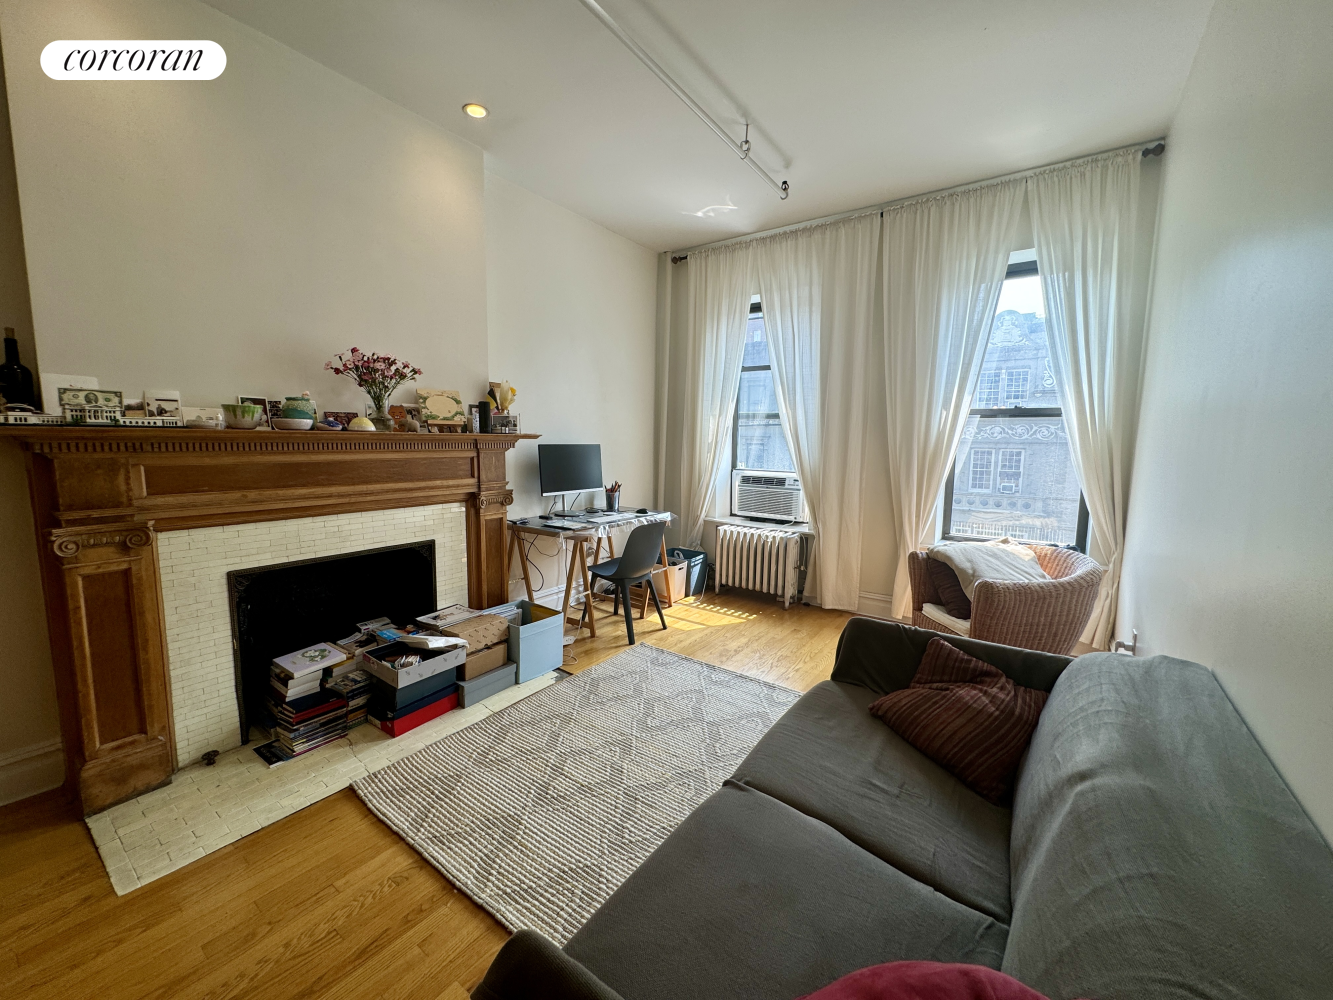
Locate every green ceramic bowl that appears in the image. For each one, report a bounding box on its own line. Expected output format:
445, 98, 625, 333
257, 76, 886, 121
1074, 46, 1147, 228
221, 403, 264, 429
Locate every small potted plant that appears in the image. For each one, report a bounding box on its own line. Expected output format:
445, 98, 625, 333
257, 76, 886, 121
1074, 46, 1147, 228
325, 347, 423, 432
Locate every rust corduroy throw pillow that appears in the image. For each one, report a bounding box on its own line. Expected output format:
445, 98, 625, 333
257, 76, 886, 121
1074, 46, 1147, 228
869, 638, 1048, 804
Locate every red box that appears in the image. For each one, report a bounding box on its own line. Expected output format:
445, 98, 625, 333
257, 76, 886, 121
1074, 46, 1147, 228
368, 690, 458, 737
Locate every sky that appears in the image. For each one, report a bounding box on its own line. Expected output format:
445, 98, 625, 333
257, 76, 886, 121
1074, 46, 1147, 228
996, 273, 1045, 317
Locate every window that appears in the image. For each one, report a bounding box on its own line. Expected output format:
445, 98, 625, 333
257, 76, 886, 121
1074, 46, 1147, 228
997, 449, 1024, 494
969, 449, 994, 491
1004, 369, 1030, 406
733, 300, 796, 476
942, 259, 1089, 549
975, 371, 1001, 409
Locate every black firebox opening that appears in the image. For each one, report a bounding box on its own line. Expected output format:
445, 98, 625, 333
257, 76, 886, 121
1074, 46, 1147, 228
227, 541, 437, 744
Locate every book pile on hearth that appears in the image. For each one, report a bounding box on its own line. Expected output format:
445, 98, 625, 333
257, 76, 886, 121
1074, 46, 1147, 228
325, 667, 372, 729
254, 642, 350, 766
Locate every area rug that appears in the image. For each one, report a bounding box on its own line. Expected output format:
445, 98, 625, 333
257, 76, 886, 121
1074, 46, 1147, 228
352, 645, 802, 943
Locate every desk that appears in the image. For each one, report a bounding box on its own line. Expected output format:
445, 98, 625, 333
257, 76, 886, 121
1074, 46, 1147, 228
507, 510, 674, 638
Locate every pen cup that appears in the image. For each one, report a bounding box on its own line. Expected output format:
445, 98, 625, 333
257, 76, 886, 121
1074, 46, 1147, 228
605, 490, 620, 512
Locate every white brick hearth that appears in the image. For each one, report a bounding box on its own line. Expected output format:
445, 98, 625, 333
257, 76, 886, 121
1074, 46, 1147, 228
86, 671, 561, 895
157, 503, 468, 766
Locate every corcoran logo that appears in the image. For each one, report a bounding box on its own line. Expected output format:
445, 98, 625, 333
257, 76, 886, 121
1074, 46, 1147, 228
41, 40, 226, 80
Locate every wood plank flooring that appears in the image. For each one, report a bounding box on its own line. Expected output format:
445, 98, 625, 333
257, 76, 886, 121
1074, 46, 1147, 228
0, 590, 853, 1000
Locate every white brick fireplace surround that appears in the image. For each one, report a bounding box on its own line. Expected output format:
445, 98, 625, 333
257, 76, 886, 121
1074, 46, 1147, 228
157, 503, 468, 766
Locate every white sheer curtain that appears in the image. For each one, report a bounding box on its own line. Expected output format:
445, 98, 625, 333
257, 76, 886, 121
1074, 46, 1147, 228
1028, 149, 1144, 647
883, 180, 1025, 619
753, 214, 879, 610
679, 243, 754, 546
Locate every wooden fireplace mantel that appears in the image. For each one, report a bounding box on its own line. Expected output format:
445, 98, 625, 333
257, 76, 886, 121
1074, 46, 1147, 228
2, 426, 538, 813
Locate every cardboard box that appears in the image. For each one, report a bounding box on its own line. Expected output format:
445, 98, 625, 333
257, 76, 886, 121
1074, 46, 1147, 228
631, 560, 688, 608
458, 663, 517, 707
369, 668, 457, 710
357, 640, 465, 688
510, 600, 563, 683
458, 641, 509, 681
368, 682, 457, 721
441, 613, 511, 650
368, 691, 458, 737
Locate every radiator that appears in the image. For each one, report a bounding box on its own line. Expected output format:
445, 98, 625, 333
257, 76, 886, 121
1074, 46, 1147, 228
714, 524, 802, 609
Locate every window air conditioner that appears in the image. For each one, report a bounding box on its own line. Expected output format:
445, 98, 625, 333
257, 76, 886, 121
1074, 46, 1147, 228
732, 470, 808, 523
998, 483, 1018, 495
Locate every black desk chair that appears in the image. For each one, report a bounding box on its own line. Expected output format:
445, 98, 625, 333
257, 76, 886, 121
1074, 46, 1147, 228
582, 521, 668, 645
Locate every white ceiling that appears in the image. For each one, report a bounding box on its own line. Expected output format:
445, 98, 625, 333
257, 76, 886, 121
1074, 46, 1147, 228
203, 0, 1214, 252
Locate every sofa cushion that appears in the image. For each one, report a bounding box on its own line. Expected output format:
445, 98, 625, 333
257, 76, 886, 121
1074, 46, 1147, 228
565, 781, 1009, 1000
1004, 652, 1333, 999
831, 618, 1070, 700
869, 638, 1047, 805
925, 557, 972, 619
731, 680, 1013, 922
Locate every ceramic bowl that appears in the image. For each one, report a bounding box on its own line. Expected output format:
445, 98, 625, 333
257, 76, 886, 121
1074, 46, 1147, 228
347, 415, 377, 432
221, 403, 264, 429
271, 417, 314, 430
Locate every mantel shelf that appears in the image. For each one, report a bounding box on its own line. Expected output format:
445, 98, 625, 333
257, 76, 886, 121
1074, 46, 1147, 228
0, 426, 540, 454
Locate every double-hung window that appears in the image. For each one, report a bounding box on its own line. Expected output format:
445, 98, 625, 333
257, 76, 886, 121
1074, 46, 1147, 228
732, 298, 796, 475
942, 259, 1089, 550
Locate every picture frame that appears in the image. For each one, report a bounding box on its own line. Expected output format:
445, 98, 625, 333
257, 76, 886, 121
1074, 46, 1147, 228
322, 410, 358, 429
266, 400, 284, 424
416, 388, 465, 424
143, 389, 182, 419
238, 395, 270, 426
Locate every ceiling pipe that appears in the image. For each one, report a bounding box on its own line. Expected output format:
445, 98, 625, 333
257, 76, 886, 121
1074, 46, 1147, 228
574, 0, 789, 200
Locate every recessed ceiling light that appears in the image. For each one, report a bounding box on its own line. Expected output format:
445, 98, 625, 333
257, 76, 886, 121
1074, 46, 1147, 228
462, 103, 488, 119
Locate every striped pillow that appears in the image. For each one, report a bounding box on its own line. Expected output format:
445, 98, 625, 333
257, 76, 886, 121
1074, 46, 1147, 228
869, 638, 1047, 804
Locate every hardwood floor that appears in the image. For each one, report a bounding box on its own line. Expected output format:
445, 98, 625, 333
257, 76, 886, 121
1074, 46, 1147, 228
0, 590, 853, 1000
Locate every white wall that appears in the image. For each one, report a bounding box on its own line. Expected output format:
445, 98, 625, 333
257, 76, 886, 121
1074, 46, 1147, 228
1119, 0, 1333, 836
0, 0, 657, 802
485, 172, 657, 602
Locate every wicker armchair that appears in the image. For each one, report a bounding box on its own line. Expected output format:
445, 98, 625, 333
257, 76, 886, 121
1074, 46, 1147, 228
907, 544, 1104, 654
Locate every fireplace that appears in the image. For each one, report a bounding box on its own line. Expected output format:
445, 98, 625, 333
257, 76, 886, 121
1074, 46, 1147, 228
2, 425, 533, 813
227, 541, 437, 744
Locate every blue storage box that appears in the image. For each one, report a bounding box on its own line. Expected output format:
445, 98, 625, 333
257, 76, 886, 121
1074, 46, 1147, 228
509, 600, 563, 682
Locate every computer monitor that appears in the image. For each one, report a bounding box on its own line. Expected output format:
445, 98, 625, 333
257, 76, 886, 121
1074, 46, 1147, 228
538, 444, 603, 498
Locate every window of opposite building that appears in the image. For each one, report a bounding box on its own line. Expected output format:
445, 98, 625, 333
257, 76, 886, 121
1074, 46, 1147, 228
733, 298, 796, 475
942, 259, 1090, 550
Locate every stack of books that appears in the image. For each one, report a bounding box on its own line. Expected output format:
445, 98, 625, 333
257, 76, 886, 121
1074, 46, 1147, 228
255, 642, 351, 766
270, 642, 347, 700
271, 689, 348, 757
325, 669, 372, 729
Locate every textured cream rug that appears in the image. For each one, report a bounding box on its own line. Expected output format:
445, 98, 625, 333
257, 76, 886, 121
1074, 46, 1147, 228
353, 645, 801, 943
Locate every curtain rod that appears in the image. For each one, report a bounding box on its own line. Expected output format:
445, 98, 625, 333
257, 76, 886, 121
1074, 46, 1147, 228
669, 138, 1165, 261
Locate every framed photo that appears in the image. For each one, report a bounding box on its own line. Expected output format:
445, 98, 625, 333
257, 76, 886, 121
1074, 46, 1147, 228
266, 400, 283, 424
238, 395, 270, 427
416, 388, 464, 424
143, 389, 182, 419
323, 410, 358, 429
490, 412, 521, 434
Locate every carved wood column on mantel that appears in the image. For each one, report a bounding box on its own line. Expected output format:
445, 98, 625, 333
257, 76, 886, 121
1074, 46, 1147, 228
2, 427, 536, 814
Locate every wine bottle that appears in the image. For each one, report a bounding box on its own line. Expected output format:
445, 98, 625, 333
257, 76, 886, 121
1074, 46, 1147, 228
0, 328, 36, 410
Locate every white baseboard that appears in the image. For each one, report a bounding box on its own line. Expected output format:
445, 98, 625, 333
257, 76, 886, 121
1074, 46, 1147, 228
856, 591, 897, 620
0, 738, 64, 807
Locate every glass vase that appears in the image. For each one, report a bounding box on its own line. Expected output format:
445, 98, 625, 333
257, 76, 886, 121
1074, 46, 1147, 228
366, 393, 394, 432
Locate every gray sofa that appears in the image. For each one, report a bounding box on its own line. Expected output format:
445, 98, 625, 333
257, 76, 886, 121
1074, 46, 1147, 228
474, 618, 1333, 1000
